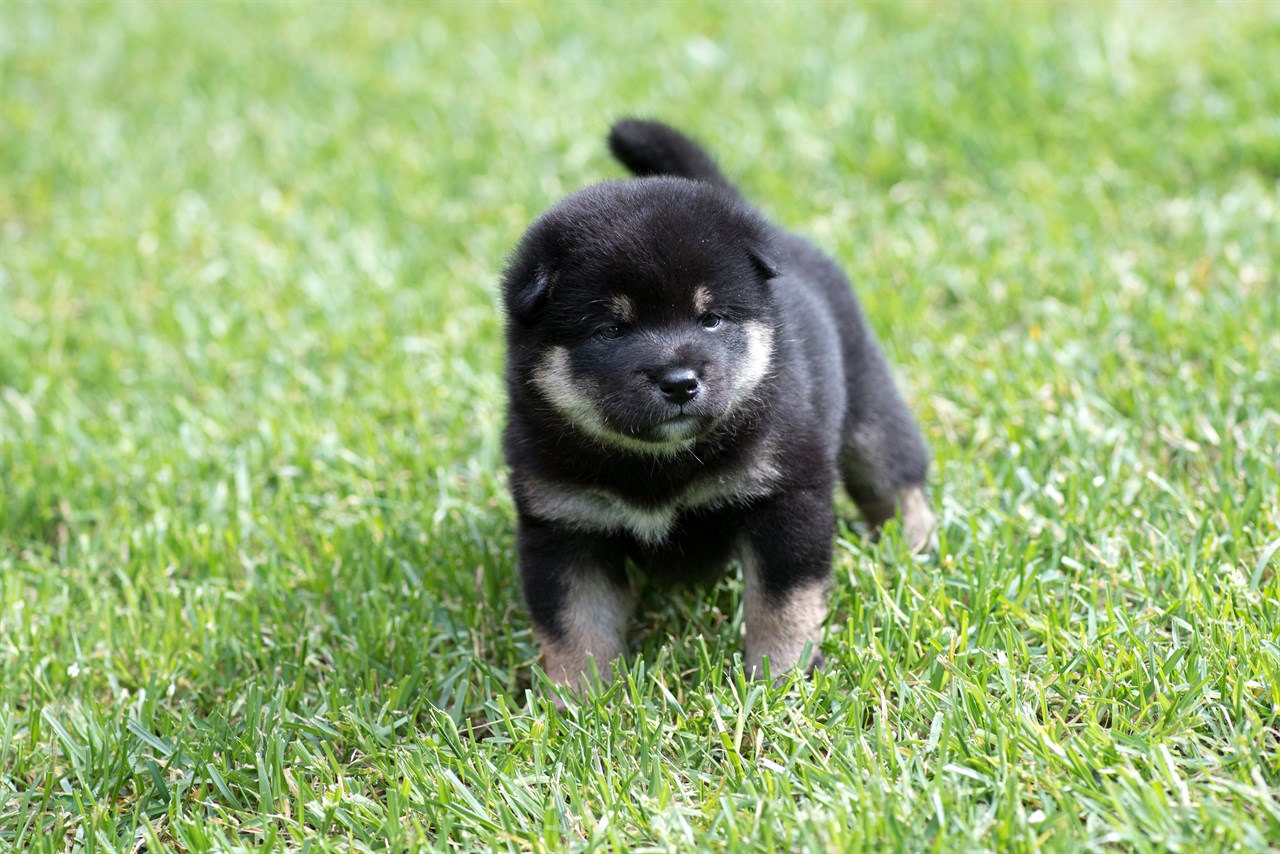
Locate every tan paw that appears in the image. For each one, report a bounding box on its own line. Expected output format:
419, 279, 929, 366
898, 485, 937, 553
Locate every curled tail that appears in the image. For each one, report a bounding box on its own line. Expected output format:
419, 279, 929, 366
607, 119, 738, 194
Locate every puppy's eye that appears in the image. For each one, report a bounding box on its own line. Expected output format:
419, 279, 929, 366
701, 314, 723, 330
598, 325, 625, 340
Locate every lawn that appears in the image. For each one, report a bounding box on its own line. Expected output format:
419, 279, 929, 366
2, 0, 1278, 850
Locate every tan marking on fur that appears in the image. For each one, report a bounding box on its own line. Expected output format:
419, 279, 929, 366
517, 447, 780, 544
521, 478, 676, 544
532, 346, 596, 425
538, 570, 633, 706
728, 321, 774, 408
742, 545, 828, 680
609, 294, 636, 324
693, 285, 713, 315
898, 485, 937, 553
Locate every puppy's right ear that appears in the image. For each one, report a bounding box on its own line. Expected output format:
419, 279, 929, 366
515, 264, 555, 320
504, 257, 557, 324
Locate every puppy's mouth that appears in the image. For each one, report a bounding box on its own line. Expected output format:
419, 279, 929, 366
648, 411, 712, 442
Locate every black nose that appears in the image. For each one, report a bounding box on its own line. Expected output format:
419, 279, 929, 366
657, 368, 700, 404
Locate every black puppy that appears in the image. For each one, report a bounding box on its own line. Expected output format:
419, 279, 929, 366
502, 120, 934, 697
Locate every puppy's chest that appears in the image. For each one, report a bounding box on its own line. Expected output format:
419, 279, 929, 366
517, 453, 780, 545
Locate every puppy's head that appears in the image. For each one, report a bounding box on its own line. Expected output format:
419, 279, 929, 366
504, 178, 778, 454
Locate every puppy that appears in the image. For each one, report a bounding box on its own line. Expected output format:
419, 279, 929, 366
501, 120, 935, 697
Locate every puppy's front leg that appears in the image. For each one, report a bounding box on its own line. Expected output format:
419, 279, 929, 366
741, 488, 834, 680
517, 517, 633, 700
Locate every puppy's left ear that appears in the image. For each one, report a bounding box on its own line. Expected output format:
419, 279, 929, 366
748, 246, 779, 280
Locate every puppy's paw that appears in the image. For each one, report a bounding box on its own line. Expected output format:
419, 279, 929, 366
898, 485, 938, 554
538, 640, 623, 710
746, 646, 823, 686
743, 567, 828, 682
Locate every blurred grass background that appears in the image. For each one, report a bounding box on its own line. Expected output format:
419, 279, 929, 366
2, 1, 1278, 851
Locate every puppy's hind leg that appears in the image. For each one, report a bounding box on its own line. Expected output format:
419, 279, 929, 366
839, 381, 936, 552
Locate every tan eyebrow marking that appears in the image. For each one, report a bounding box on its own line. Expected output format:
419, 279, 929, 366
609, 294, 636, 323
693, 285, 712, 315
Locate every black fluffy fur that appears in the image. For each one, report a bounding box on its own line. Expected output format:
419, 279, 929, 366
502, 120, 930, 665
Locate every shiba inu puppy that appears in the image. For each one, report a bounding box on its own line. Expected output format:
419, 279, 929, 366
501, 120, 935, 698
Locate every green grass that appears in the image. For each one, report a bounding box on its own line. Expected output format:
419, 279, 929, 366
2, 0, 1278, 850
